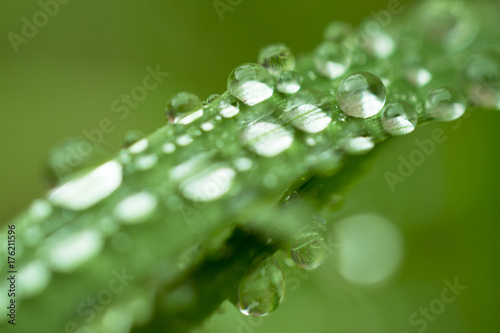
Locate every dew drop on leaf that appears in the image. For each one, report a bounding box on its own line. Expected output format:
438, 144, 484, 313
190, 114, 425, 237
241, 122, 294, 157
228, 63, 274, 106
337, 72, 386, 118
323, 21, 355, 47
218, 94, 240, 118
114, 191, 158, 224
257, 43, 296, 76
425, 86, 466, 121
342, 136, 375, 155
237, 257, 285, 317
314, 41, 351, 79
276, 71, 302, 94
381, 102, 418, 136
166, 92, 203, 125
291, 224, 330, 270
179, 166, 236, 202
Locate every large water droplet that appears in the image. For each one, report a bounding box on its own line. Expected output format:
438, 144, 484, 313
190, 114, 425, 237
381, 102, 418, 136
238, 257, 285, 317
228, 64, 274, 106
425, 86, 466, 121
337, 72, 386, 118
314, 41, 351, 79
276, 71, 302, 94
241, 122, 294, 157
49, 161, 123, 211
45, 229, 104, 272
257, 43, 296, 76
114, 192, 158, 224
291, 225, 329, 270
166, 92, 203, 125
180, 166, 236, 202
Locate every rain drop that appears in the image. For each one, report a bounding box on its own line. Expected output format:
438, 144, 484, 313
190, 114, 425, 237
237, 257, 285, 317
276, 71, 302, 94
257, 43, 296, 76
404, 66, 432, 87
218, 95, 240, 118
166, 92, 203, 125
241, 122, 293, 158
180, 166, 236, 202
291, 225, 329, 270
425, 86, 466, 121
381, 102, 418, 136
114, 192, 158, 224
314, 41, 351, 79
284, 93, 331, 134
337, 72, 386, 118
343, 136, 375, 155
228, 63, 274, 106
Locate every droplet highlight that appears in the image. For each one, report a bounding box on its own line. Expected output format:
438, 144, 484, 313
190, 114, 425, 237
337, 72, 386, 118
228, 63, 274, 106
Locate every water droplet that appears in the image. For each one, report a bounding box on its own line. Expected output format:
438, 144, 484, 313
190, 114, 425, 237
122, 131, 145, 148
45, 229, 104, 272
291, 225, 329, 270
135, 154, 158, 171
18, 261, 51, 298
176, 134, 194, 146
129, 138, 149, 154
234, 157, 253, 172
257, 43, 296, 76
381, 102, 418, 136
238, 257, 285, 317
28, 199, 52, 222
357, 22, 395, 58
201, 122, 215, 131
284, 94, 331, 133
404, 66, 432, 87
166, 92, 204, 125
420, 0, 479, 52
161, 142, 176, 154
114, 192, 158, 224
337, 72, 386, 118
180, 166, 236, 202
276, 71, 302, 94
463, 53, 500, 108
241, 122, 294, 157
228, 63, 274, 106
204, 93, 220, 106
218, 95, 240, 118
324, 21, 355, 47
49, 161, 123, 211
343, 136, 375, 155
425, 86, 466, 121
335, 214, 404, 285
314, 41, 351, 79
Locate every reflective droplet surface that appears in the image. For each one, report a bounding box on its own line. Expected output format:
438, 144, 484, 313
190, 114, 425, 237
49, 161, 123, 211
314, 41, 351, 79
135, 154, 158, 171
425, 86, 466, 121
381, 102, 418, 136
123, 131, 145, 148
357, 22, 395, 58
276, 71, 302, 94
114, 192, 158, 224
463, 53, 500, 108
291, 225, 329, 270
337, 72, 386, 118
343, 136, 375, 155
180, 166, 236, 202
404, 66, 432, 87
284, 93, 331, 133
166, 92, 203, 125
238, 257, 285, 317
241, 122, 294, 157
228, 64, 274, 106
218, 95, 240, 118
257, 43, 296, 76
18, 261, 51, 298
128, 138, 149, 155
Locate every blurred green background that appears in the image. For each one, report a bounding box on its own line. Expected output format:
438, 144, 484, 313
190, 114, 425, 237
1, 0, 499, 332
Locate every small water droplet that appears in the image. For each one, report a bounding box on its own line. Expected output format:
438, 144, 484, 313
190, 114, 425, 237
114, 192, 158, 224
381, 102, 418, 136
201, 122, 215, 131
176, 134, 194, 146
129, 138, 149, 154
337, 72, 386, 118
284, 95, 331, 134
18, 261, 51, 298
218, 95, 240, 118
28, 199, 52, 222
425, 86, 466, 121
166, 92, 204, 125
49, 161, 123, 211
241, 122, 294, 158
291, 224, 329, 270
45, 229, 104, 272
238, 257, 285, 317
204, 93, 220, 106
180, 166, 236, 202
276, 71, 302, 94
343, 136, 375, 155
257, 43, 296, 76
234, 157, 253, 171
161, 142, 176, 154
228, 63, 274, 106
135, 154, 158, 171
314, 41, 351, 79
404, 66, 432, 87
